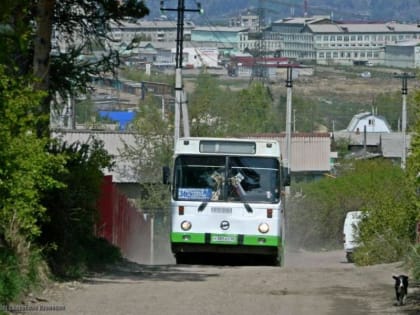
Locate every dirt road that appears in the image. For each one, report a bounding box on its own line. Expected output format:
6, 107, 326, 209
18, 249, 420, 315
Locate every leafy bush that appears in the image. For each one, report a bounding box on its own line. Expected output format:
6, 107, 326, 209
39, 139, 119, 278
354, 187, 417, 265
0, 68, 65, 304
353, 229, 411, 266
0, 248, 46, 305
84, 237, 122, 270
403, 86, 420, 279
0, 249, 25, 304
407, 244, 420, 281
287, 158, 416, 263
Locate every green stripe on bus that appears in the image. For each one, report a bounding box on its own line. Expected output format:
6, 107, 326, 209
171, 232, 206, 243
171, 232, 280, 246
243, 235, 279, 246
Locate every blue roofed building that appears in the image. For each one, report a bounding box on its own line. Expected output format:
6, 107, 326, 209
98, 110, 136, 130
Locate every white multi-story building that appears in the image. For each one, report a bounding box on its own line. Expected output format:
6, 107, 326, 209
266, 16, 420, 66
238, 28, 283, 55
107, 20, 194, 49
230, 10, 260, 31
269, 16, 330, 59
384, 39, 420, 68
309, 22, 420, 66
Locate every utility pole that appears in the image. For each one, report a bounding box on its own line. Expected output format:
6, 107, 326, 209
303, 0, 308, 17
394, 72, 415, 169
250, 0, 267, 85
160, 1, 202, 142
285, 65, 293, 175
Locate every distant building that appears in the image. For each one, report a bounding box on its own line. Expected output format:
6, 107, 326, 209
67, 15, 420, 69
191, 26, 247, 55
334, 112, 409, 164
384, 39, 420, 68
269, 16, 331, 60
228, 55, 292, 79
52, 130, 139, 184
334, 130, 411, 164
245, 133, 336, 182
345, 112, 392, 133
134, 41, 222, 69
267, 16, 420, 66
107, 20, 195, 49
230, 10, 260, 31
98, 111, 136, 131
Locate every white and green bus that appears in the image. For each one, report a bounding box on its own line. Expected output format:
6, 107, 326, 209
168, 137, 289, 265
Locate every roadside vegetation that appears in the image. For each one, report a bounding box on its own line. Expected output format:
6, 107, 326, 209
287, 89, 420, 269
287, 158, 417, 266
405, 90, 420, 278
0, 0, 149, 308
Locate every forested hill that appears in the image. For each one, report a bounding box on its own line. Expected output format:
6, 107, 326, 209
146, 0, 420, 24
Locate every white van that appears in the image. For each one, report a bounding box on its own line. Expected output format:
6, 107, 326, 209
343, 211, 363, 262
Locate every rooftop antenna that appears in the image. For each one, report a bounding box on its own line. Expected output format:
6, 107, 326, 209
304, 0, 308, 17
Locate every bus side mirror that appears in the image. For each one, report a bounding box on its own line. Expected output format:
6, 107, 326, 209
162, 166, 170, 184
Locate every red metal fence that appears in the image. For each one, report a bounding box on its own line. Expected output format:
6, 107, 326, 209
96, 175, 152, 263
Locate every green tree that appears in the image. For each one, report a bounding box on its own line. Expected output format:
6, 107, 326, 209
189, 77, 279, 137
75, 97, 96, 124
0, 0, 149, 133
352, 161, 417, 265
189, 72, 232, 136
39, 139, 117, 278
407, 89, 420, 198
405, 87, 420, 279
0, 0, 149, 291
277, 94, 319, 133
0, 67, 66, 302
227, 82, 276, 135
120, 95, 173, 212
119, 95, 173, 262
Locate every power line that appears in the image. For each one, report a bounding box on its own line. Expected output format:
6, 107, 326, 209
394, 71, 415, 169
160, 0, 203, 141
160, 1, 203, 68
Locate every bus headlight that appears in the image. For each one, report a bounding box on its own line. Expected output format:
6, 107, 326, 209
258, 223, 270, 234
181, 220, 192, 231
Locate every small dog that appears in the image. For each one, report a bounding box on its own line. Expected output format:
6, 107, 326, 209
393, 275, 409, 306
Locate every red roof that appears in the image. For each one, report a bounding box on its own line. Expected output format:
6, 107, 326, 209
231, 56, 290, 67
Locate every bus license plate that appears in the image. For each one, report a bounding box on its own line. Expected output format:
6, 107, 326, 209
211, 235, 237, 244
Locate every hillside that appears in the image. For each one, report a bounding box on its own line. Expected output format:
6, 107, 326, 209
146, 0, 420, 24
182, 64, 414, 132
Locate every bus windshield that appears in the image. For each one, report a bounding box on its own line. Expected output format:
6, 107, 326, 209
173, 155, 280, 203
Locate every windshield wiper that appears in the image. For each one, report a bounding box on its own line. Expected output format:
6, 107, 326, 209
198, 202, 207, 212
244, 202, 253, 213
